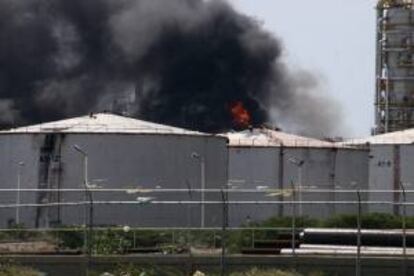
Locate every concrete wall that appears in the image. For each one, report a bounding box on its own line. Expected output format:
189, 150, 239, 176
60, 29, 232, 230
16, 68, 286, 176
0, 133, 228, 228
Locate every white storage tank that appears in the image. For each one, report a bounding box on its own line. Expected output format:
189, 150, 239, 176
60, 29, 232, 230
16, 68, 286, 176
347, 128, 414, 215
0, 113, 228, 228
224, 128, 369, 226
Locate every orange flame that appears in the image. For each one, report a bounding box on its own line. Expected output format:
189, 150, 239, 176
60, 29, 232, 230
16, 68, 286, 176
230, 101, 251, 128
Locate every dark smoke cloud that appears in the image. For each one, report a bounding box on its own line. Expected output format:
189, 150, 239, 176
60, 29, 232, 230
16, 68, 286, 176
0, 0, 343, 136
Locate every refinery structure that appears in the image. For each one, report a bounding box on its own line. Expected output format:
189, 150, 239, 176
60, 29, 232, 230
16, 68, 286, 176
2, 2, 414, 276
375, 0, 414, 133
2, 0, 414, 229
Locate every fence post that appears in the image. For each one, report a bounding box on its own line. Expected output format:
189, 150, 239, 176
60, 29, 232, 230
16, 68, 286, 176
356, 188, 361, 276
291, 181, 296, 257
400, 182, 407, 276
221, 189, 228, 276
133, 231, 136, 248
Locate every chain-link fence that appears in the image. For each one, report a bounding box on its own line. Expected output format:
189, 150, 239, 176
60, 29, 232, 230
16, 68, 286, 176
0, 187, 412, 275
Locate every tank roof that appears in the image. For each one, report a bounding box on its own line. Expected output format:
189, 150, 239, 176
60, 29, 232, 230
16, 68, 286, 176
222, 128, 336, 148
343, 128, 414, 145
0, 113, 210, 136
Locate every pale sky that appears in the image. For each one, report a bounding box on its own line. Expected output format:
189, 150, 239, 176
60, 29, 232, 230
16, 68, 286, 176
228, 0, 378, 137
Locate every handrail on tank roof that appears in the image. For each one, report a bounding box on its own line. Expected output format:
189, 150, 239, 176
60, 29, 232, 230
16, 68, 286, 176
2, 124, 207, 135
229, 138, 342, 148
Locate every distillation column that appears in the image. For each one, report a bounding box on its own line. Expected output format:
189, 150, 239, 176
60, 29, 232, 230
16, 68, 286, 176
375, 0, 414, 134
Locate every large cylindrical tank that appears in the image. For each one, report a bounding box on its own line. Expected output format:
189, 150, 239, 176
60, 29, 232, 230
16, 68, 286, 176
0, 113, 228, 228
224, 129, 369, 226
368, 143, 414, 215
345, 130, 414, 216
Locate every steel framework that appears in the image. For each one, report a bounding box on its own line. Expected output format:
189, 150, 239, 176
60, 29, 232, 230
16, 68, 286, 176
375, 0, 414, 133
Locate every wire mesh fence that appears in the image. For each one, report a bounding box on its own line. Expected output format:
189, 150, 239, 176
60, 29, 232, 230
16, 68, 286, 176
0, 187, 412, 275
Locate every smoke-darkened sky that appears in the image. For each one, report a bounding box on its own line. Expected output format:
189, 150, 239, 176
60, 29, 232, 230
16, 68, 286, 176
0, 0, 343, 136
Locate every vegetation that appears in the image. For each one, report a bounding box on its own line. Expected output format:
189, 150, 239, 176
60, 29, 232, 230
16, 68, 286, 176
227, 213, 414, 252
91, 263, 184, 276
92, 266, 324, 276
229, 268, 302, 276
0, 224, 47, 243
253, 212, 414, 229
0, 213, 408, 275
53, 228, 83, 250
323, 213, 414, 229
0, 212, 411, 255
0, 261, 330, 276
0, 262, 42, 276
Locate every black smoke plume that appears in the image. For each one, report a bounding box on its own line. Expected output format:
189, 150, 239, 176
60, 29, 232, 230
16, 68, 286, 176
0, 0, 342, 136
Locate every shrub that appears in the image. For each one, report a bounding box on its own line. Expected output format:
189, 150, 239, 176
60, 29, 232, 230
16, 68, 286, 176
0, 262, 42, 276
323, 213, 402, 229
92, 263, 183, 276
229, 268, 302, 276
55, 229, 84, 250
93, 229, 132, 255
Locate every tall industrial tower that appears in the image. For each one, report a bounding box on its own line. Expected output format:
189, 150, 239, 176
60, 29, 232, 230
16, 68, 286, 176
375, 0, 414, 134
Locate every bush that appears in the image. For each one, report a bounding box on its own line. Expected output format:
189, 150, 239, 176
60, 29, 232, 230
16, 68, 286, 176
92, 263, 183, 276
361, 213, 401, 229
93, 229, 132, 255
255, 213, 413, 230
322, 214, 357, 228
259, 216, 321, 229
93, 266, 313, 276
133, 230, 171, 247
225, 216, 319, 253
55, 229, 84, 250
323, 213, 402, 229
4, 224, 44, 242
229, 268, 302, 276
0, 262, 41, 276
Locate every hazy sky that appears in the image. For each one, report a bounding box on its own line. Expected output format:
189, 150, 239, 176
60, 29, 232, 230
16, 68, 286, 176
229, 0, 378, 137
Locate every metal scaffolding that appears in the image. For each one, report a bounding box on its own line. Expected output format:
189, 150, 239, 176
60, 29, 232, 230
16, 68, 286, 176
375, 0, 414, 134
